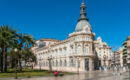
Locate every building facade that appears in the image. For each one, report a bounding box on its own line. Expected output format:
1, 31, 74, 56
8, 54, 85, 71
123, 36, 130, 66
113, 47, 123, 67
123, 40, 127, 66
126, 36, 130, 64
31, 1, 112, 72
94, 37, 112, 68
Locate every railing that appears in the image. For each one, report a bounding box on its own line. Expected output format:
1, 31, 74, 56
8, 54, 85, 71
123, 41, 127, 45
127, 50, 130, 53
127, 60, 130, 63
127, 55, 130, 59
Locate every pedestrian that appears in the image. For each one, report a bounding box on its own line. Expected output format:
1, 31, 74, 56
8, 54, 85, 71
54, 71, 58, 77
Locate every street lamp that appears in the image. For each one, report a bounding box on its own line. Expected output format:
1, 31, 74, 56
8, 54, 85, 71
48, 56, 52, 72
39, 58, 42, 71
14, 48, 18, 79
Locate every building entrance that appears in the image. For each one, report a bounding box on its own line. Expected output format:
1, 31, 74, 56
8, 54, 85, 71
85, 59, 89, 71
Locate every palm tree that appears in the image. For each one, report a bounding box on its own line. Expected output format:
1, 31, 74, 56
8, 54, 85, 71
22, 47, 36, 69
17, 33, 35, 71
0, 48, 3, 72
0, 24, 36, 72
0, 25, 18, 72
8, 50, 15, 68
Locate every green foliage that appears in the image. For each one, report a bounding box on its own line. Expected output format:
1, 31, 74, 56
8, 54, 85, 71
0, 24, 36, 72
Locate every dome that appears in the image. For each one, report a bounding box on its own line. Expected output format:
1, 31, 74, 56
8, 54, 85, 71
75, 20, 91, 32
97, 37, 102, 40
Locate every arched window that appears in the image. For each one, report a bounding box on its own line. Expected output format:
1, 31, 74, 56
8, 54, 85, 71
71, 45, 74, 53
70, 58, 75, 67
64, 60, 67, 67
86, 28, 89, 32
70, 59, 73, 67
52, 61, 54, 66
77, 37, 81, 41
85, 45, 89, 53
78, 45, 82, 53
84, 36, 87, 41
60, 60, 62, 67
46, 61, 48, 66
56, 60, 58, 67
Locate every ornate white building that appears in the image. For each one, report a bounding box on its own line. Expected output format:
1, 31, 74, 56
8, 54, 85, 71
94, 37, 112, 68
31, 1, 112, 72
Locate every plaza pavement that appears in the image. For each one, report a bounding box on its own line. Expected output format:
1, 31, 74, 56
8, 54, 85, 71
0, 71, 130, 80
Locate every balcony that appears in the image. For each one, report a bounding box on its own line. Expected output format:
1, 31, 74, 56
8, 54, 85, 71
123, 50, 127, 55
128, 50, 130, 53
127, 60, 130, 64
123, 56, 127, 59
72, 53, 95, 58
123, 53, 127, 56
127, 55, 130, 59
123, 54, 127, 57
123, 48, 127, 51
123, 41, 127, 46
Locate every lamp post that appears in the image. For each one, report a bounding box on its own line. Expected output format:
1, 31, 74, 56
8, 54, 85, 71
39, 58, 42, 71
14, 48, 18, 79
48, 56, 52, 72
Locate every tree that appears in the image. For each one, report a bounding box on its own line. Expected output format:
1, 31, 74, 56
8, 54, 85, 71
0, 24, 36, 73
0, 25, 18, 72
0, 48, 2, 72
17, 33, 35, 71
22, 47, 36, 68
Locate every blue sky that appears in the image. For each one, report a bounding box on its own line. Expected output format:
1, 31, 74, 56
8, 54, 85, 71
0, 0, 130, 51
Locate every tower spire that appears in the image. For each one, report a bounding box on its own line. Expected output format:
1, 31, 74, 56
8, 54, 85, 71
82, 0, 84, 3
78, 0, 88, 21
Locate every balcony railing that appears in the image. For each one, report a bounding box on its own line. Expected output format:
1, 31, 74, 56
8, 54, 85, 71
127, 55, 130, 59
127, 60, 130, 63
123, 48, 127, 51
123, 41, 127, 45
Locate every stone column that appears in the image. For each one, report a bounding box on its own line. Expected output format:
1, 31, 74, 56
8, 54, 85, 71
76, 58, 80, 73
82, 42, 84, 54
82, 58, 85, 70
101, 59, 104, 66
89, 58, 93, 71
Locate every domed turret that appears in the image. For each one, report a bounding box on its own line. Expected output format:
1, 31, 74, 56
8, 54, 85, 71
75, 1, 92, 32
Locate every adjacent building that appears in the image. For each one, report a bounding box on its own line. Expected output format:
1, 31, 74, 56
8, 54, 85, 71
123, 36, 130, 66
31, 1, 112, 72
94, 37, 112, 68
112, 36, 130, 69
123, 40, 127, 66
126, 36, 130, 64
113, 47, 123, 67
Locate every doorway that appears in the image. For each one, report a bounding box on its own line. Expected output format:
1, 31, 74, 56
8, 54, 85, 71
85, 59, 89, 71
